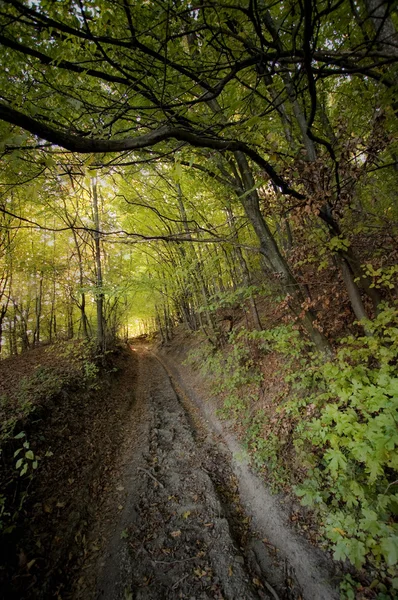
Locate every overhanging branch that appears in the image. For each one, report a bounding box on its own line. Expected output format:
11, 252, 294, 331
0, 103, 305, 200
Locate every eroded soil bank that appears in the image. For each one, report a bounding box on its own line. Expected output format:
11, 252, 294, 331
72, 344, 339, 600
0, 344, 140, 599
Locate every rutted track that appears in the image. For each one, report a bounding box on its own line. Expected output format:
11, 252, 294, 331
73, 346, 338, 600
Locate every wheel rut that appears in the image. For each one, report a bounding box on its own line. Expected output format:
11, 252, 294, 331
72, 346, 336, 600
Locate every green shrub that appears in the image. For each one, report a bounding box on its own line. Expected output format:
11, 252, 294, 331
294, 304, 398, 578
187, 329, 263, 417
188, 306, 398, 585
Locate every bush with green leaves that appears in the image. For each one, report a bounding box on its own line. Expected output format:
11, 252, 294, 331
294, 304, 398, 581
188, 304, 398, 590
187, 329, 263, 418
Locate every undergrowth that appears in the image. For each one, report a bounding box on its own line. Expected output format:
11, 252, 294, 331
187, 303, 398, 598
0, 339, 104, 535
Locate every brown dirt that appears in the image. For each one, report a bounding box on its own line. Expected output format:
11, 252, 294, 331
71, 343, 339, 600
1, 339, 340, 600
0, 344, 139, 600
157, 333, 340, 600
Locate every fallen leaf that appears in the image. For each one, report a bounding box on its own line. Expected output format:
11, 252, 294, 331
18, 550, 27, 568
182, 511, 191, 519
27, 559, 36, 571
170, 530, 181, 538
194, 568, 207, 578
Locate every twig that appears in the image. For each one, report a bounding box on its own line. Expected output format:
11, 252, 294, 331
263, 580, 281, 600
172, 573, 190, 589
384, 480, 398, 494
137, 467, 165, 489
152, 554, 200, 565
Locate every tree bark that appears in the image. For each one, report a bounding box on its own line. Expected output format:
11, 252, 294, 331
92, 178, 105, 351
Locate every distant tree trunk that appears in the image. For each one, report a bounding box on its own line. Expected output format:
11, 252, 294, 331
0, 273, 10, 354
0, 304, 7, 354
48, 276, 56, 342
71, 228, 90, 338
33, 271, 43, 346
92, 178, 104, 351
7, 312, 18, 356
17, 304, 30, 351
225, 205, 262, 331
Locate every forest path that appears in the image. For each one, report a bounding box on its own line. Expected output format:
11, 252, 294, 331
73, 345, 339, 600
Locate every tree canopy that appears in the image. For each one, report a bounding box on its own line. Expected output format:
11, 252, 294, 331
0, 0, 397, 347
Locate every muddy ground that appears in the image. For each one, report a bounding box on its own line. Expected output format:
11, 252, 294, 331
72, 345, 339, 600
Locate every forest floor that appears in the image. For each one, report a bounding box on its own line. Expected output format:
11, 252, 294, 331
0, 340, 341, 600
71, 341, 340, 600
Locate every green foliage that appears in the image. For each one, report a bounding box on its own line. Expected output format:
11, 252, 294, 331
13, 432, 39, 477
245, 325, 309, 361
0, 431, 39, 534
364, 264, 398, 291
0, 393, 34, 448
294, 304, 398, 579
50, 339, 100, 389
187, 329, 263, 419
328, 235, 351, 252
189, 305, 398, 589
204, 285, 266, 312
186, 325, 302, 481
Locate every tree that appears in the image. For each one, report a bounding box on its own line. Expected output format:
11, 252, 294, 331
0, 0, 396, 349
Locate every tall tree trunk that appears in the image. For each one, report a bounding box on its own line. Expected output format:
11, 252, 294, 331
92, 178, 104, 351
234, 151, 331, 353
225, 205, 262, 331
364, 0, 398, 58
202, 94, 331, 351
338, 257, 369, 323
262, 8, 382, 322
71, 228, 90, 338
33, 271, 43, 347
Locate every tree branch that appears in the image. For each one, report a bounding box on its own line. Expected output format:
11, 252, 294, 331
0, 102, 305, 199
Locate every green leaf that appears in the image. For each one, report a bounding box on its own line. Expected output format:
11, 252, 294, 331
348, 539, 367, 569
380, 536, 398, 567
333, 540, 349, 562
25, 450, 34, 460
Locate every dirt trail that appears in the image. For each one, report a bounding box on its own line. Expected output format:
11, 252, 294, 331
73, 346, 339, 600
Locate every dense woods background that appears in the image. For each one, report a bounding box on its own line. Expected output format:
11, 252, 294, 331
0, 0, 397, 596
